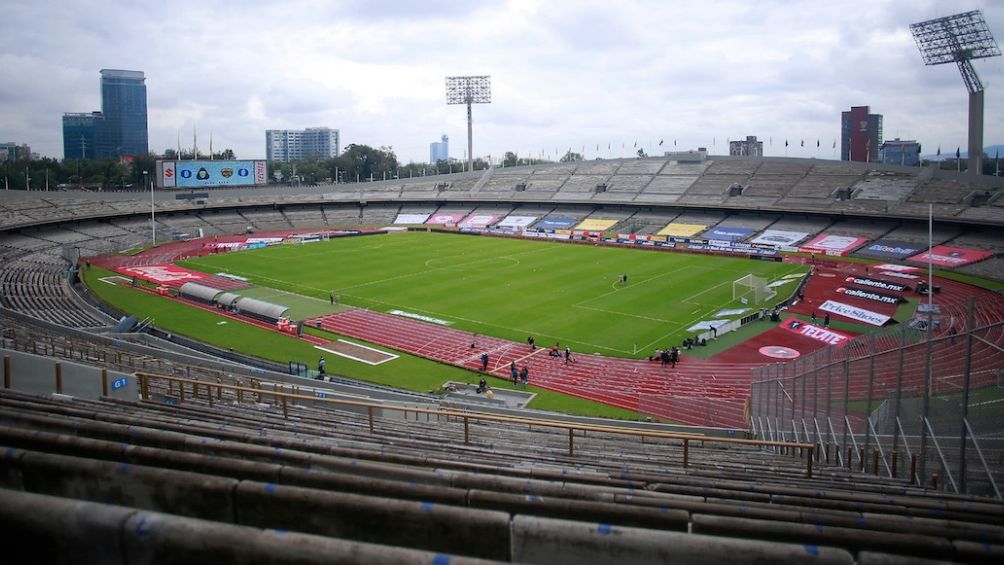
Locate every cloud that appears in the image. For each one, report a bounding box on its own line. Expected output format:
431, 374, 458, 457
1, 0, 1002, 162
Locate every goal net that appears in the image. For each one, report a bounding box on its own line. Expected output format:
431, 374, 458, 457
732, 274, 772, 304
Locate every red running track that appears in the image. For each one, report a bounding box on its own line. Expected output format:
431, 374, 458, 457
309, 308, 767, 428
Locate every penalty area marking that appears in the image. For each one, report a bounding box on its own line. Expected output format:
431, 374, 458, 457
316, 341, 399, 366
99, 276, 133, 285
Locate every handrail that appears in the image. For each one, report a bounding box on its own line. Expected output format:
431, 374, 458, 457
866, 417, 892, 477
924, 417, 959, 494
963, 418, 1002, 500
135, 371, 816, 476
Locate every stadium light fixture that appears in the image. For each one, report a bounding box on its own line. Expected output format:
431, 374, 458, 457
446, 75, 491, 172
910, 10, 1000, 175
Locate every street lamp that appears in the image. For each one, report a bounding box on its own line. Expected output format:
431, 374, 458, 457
144, 170, 155, 245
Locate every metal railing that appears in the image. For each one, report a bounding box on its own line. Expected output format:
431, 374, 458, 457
750, 297, 1004, 499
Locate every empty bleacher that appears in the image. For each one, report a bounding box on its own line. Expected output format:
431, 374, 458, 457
282, 205, 327, 229
0, 368, 1001, 563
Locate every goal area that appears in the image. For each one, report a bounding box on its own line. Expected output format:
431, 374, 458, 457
732, 274, 773, 304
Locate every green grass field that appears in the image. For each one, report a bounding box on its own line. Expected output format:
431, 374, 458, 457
179, 231, 806, 358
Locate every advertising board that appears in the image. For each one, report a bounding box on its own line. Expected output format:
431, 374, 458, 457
172, 160, 267, 188
700, 226, 754, 242
749, 230, 809, 247
818, 300, 891, 326
907, 245, 993, 268
855, 240, 924, 260
799, 233, 868, 255
394, 213, 431, 224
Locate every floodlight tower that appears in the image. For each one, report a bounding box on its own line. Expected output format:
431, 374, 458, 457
911, 11, 1001, 176
446, 75, 491, 172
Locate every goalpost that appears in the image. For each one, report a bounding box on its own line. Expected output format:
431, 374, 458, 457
732, 274, 773, 304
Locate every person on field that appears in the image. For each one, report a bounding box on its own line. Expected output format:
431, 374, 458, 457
318, 356, 326, 376
670, 346, 680, 367
481, 352, 489, 371
660, 349, 670, 367
823, 313, 830, 328
477, 378, 487, 394
564, 347, 573, 364
550, 343, 560, 357
520, 365, 529, 385
510, 361, 519, 384
527, 336, 535, 350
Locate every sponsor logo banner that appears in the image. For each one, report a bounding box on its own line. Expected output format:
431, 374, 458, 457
750, 230, 809, 246
495, 215, 537, 228
459, 214, 498, 228
855, 240, 923, 260
799, 233, 868, 255
759, 345, 801, 359
779, 318, 851, 346
246, 237, 284, 244
537, 217, 578, 229
819, 300, 891, 326
880, 271, 920, 280
425, 213, 465, 225
908, 245, 993, 268
700, 226, 754, 242
837, 286, 903, 304
116, 264, 209, 285
844, 276, 907, 292
657, 223, 706, 237
254, 160, 267, 185
161, 161, 176, 188
872, 263, 920, 272
394, 213, 431, 224
387, 310, 452, 325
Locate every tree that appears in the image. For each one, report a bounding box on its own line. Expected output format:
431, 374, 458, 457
636, 148, 647, 159
560, 151, 583, 163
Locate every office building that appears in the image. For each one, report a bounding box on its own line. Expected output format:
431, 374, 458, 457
62, 112, 103, 160
61, 69, 148, 160
0, 142, 32, 162
841, 106, 882, 162
430, 134, 449, 164
728, 135, 763, 157
880, 138, 921, 167
97, 69, 148, 158
266, 127, 340, 162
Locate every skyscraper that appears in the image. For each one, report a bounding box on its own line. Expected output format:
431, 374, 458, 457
265, 127, 340, 162
841, 106, 882, 162
97, 69, 148, 158
430, 134, 449, 164
61, 69, 148, 160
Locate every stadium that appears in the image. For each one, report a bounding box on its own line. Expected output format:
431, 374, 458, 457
2, 147, 1004, 561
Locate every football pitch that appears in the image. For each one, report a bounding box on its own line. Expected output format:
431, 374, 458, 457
179, 231, 806, 358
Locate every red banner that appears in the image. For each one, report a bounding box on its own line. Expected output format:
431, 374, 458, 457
116, 264, 209, 285
908, 245, 993, 268
778, 318, 851, 346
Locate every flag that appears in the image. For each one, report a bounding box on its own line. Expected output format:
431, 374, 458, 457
832, 139, 836, 149
659, 139, 663, 146
817, 139, 820, 148
956, 147, 961, 159
633, 141, 637, 148
800, 140, 803, 147
608, 143, 611, 150
673, 139, 677, 147
769, 137, 773, 146
785, 139, 788, 147
936, 146, 941, 156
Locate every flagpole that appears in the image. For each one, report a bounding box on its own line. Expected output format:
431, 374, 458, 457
928, 203, 933, 311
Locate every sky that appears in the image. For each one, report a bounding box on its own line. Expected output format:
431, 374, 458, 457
2, 0, 1003, 164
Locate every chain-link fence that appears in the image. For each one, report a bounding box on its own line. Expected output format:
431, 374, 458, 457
750, 298, 1004, 499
